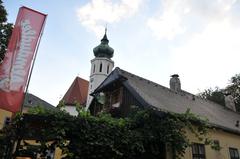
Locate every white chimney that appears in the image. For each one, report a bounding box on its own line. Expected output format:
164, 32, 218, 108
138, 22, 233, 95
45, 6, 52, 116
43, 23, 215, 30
170, 74, 181, 92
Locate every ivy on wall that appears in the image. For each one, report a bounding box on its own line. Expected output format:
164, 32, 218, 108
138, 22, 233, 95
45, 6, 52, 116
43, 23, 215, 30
1, 106, 219, 159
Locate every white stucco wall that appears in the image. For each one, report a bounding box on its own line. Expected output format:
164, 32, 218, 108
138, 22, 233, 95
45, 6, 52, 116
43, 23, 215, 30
62, 105, 78, 116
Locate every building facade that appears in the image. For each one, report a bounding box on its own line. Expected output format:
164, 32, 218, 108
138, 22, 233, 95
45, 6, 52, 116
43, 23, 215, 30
90, 67, 240, 159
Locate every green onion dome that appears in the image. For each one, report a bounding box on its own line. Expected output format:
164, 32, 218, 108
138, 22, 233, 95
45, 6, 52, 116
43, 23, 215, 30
93, 32, 114, 58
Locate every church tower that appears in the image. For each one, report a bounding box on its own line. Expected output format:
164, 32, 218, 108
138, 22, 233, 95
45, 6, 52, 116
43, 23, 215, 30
86, 29, 114, 108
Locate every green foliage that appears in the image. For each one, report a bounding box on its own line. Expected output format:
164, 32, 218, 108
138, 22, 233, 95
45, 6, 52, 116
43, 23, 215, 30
0, 0, 13, 62
198, 74, 240, 112
56, 100, 88, 116
198, 87, 225, 106
56, 100, 66, 109
28, 105, 48, 114
1, 107, 214, 159
226, 74, 240, 111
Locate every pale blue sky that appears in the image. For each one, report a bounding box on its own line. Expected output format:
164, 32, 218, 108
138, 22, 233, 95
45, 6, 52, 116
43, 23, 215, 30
3, 0, 240, 105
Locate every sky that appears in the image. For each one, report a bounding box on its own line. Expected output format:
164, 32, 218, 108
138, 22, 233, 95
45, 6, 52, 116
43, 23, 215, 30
3, 0, 240, 106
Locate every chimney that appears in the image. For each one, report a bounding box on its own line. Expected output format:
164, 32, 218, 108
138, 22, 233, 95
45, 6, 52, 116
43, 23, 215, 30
170, 74, 181, 92
224, 93, 236, 112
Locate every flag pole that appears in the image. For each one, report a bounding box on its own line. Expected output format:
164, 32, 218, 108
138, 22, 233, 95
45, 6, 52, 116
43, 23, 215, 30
19, 15, 48, 114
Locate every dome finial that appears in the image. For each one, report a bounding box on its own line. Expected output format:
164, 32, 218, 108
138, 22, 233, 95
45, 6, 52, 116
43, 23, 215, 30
101, 26, 108, 43
105, 25, 107, 35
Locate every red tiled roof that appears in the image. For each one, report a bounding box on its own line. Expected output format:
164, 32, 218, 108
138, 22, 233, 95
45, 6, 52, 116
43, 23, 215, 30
62, 77, 89, 105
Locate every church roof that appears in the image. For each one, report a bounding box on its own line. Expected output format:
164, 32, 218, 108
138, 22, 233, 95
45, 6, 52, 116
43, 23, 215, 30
62, 77, 89, 105
93, 67, 240, 134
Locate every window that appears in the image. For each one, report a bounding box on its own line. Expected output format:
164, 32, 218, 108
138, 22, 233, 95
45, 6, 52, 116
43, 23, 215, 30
90, 78, 94, 83
107, 64, 110, 74
28, 99, 33, 104
4, 117, 11, 127
99, 63, 102, 72
110, 89, 121, 107
93, 64, 95, 73
229, 148, 239, 159
192, 143, 205, 159
213, 140, 220, 147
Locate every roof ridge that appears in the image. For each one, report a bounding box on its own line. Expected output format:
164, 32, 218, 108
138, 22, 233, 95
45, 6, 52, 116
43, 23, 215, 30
24, 93, 54, 108
76, 76, 89, 82
118, 67, 187, 95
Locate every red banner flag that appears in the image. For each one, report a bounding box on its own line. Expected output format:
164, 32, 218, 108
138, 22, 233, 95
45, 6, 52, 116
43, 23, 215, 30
0, 7, 47, 113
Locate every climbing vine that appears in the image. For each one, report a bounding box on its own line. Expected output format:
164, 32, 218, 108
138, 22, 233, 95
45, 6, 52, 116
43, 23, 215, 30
1, 106, 218, 159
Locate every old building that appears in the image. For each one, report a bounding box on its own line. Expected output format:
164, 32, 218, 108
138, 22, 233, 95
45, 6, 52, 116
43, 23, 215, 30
58, 31, 240, 158
0, 93, 55, 129
89, 67, 240, 159
0, 93, 57, 158
61, 77, 89, 115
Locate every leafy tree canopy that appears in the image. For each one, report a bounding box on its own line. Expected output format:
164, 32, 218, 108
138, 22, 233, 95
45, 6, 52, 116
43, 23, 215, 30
198, 87, 225, 106
226, 74, 240, 111
0, 0, 13, 62
198, 74, 240, 112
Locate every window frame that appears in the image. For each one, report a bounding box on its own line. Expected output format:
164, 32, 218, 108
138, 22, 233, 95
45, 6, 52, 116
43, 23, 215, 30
4, 117, 11, 127
110, 88, 120, 105
107, 64, 110, 74
93, 64, 95, 73
192, 143, 206, 159
99, 63, 102, 72
229, 147, 239, 159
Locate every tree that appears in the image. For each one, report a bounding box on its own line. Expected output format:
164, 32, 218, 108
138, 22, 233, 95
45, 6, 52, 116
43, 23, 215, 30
0, 0, 13, 62
198, 87, 225, 106
198, 74, 240, 112
225, 74, 240, 111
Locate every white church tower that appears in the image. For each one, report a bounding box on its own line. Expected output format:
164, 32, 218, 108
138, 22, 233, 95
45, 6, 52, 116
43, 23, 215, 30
86, 29, 114, 108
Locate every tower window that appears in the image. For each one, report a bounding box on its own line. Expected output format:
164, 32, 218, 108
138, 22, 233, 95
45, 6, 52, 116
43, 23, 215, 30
93, 64, 95, 73
99, 63, 102, 72
107, 64, 110, 74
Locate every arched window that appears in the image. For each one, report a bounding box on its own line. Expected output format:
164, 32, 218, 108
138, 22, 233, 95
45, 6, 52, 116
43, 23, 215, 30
93, 64, 95, 73
107, 64, 110, 74
99, 63, 102, 72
